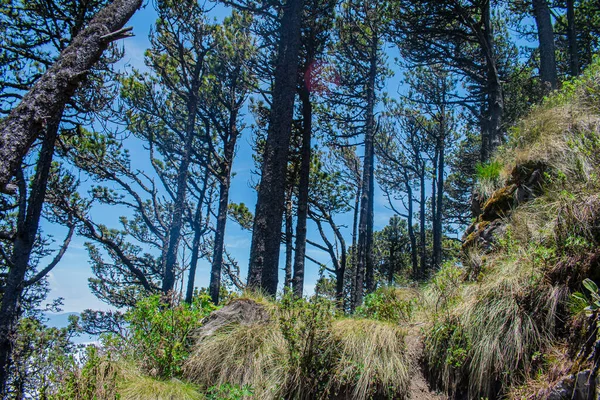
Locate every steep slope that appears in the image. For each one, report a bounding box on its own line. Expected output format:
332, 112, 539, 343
422, 58, 600, 400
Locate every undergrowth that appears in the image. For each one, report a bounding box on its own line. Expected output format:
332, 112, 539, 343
422, 56, 600, 399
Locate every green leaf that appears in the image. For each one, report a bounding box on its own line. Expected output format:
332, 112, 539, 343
583, 278, 599, 295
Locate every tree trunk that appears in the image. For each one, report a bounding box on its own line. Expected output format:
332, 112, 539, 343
292, 87, 312, 297
532, 0, 558, 90
0, 108, 62, 395
326, 213, 347, 307
388, 239, 395, 285
354, 38, 378, 308
284, 189, 294, 288
419, 164, 427, 278
349, 176, 361, 311
162, 84, 200, 293
0, 0, 142, 192
567, 0, 579, 76
431, 150, 438, 268
336, 243, 347, 306
185, 202, 204, 304
480, 0, 504, 161
247, 0, 304, 296
209, 110, 239, 304
404, 179, 419, 279
186, 174, 211, 304
433, 120, 445, 271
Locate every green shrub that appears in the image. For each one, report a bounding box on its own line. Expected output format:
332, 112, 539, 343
125, 294, 216, 378
206, 383, 254, 400
50, 346, 121, 400
278, 293, 338, 396
355, 286, 416, 323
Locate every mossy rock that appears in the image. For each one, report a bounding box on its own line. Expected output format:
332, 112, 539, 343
461, 219, 505, 257
510, 161, 546, 185
481, 184, 517, 222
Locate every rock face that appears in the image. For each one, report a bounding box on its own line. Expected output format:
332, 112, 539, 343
542, 370, 598, 400
463, 161, 546, 254
195, 298, 270, 341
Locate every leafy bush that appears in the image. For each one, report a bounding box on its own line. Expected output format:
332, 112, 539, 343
278, 294, 338, 396
206, 383, 254, 400
124, 294, 216, 378
355, 286, 416, 323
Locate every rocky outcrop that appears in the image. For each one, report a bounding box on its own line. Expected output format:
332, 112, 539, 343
463, 161, 546, 253
195, 298, 270, 341
539, 369, 598, 400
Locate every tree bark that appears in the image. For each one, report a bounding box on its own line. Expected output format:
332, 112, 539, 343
0, 0, 142, 192
404, 175, 419, 279
209, 115, 239, 304
247, 0, 304, 296
354, 37, 378, 308
292, 87, 312, 297
162, 79, 200, 293
532, 0, 558, 90
419, 163, 427, 278
480, 0, 504, 161
388, 238, 395, 285
284, 187, 294, 288
567, 0, 579, 76
185, 196, 205, 304
349, 174, 361, 311
0, 107, 63, 395
432, 118, 445, 271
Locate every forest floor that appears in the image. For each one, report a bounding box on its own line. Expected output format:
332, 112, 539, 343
405, 324, 448, 400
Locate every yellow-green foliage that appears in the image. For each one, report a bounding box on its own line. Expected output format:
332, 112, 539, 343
328, 319, 409, 399
51, 349, 205, 400
184, 322, 288, 399
184, 296, 410, 400
424, 58, 600, 399
119, 372, 203, 400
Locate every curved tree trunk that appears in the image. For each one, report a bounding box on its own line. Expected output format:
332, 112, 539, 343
0, 0, 142, 192
162, 83, 200, 293
0, 108, 62, 395
209, 114, 240, 303
186, 172, 211, 304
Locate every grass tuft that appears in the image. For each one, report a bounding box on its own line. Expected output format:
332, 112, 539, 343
120, 371, 203, 400
328, 318, 410, 399
184, 323, 287, 399
423, 57, 600, 399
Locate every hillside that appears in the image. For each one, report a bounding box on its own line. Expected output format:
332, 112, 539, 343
46, 59, 600, 400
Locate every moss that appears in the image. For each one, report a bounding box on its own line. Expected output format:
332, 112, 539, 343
481, 184, 517, 221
